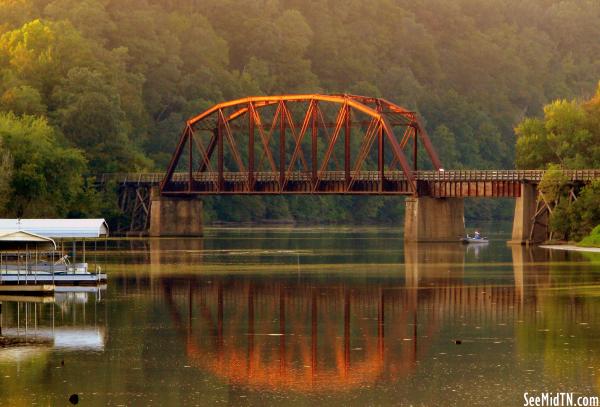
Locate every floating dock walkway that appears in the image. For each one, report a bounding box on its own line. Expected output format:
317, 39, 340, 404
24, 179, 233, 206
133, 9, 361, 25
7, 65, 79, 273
0, 273, 107, 295
0, 284, 55, 295
0, 273, 106, 286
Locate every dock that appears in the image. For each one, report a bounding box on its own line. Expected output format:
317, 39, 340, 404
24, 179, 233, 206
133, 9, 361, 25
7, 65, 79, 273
0, 294, 56, 302
0, 284, 54, 295
0, 221, 110, 296
0, 273, 107, 286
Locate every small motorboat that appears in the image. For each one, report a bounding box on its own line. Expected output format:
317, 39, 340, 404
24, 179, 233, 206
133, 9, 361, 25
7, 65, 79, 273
460, 235, 489, 244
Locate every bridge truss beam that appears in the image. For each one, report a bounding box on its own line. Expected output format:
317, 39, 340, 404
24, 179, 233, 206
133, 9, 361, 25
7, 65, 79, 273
161, 94, 442, 195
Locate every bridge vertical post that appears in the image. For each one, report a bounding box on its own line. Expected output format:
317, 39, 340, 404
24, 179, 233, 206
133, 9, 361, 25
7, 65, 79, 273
404, 196, 465, 242
188, 128, 193, 192
217, 114, 224, 191
149, 187, 203, 237
413, 126, 418, 171
311, 104, 318, 186
248, 103, 255, 188
345, 105, 351, 188
378, 123, 384, 192
279, 102, 286, 190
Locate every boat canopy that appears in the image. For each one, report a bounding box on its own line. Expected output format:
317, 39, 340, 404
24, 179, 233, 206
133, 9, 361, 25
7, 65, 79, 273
0, 219, 109, 238
0, 230, 57, 251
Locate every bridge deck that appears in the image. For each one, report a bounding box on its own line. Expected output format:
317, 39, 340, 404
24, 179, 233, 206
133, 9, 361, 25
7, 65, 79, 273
98, 169, 600, 198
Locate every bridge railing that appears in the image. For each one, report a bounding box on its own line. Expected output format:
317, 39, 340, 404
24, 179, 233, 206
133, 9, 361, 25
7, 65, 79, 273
163, 171, 397, 182
414, 170, 544, 182
96, 172, 167, 185
97, 169, 600, 185
423, 169, 600, 182
97, 171, 401, 184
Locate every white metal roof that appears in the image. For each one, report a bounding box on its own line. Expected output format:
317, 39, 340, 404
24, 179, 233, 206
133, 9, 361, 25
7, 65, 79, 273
0, 219, 109, 238
0, 230, 57, 250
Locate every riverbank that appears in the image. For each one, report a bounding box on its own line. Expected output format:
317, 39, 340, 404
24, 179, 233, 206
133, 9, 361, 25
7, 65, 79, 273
540, 244, 600, 253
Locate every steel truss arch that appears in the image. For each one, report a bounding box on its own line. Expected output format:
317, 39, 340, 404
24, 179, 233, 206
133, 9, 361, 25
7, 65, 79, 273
161, 94, 442, 195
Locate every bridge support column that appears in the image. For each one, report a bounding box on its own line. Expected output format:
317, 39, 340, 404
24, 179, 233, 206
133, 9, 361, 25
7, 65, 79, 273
404, 197, 465, 242
149, 187, 203, 237
510, 183, 546, 245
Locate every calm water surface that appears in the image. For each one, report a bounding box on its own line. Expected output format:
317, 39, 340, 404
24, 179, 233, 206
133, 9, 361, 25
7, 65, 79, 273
1, 226, 600, 406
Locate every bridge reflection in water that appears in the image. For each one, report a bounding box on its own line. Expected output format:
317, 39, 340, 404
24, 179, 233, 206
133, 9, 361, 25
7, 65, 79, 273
150, 241, 600, 394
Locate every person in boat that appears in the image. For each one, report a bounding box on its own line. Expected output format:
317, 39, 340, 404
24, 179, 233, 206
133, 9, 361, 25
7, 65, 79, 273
474, 230, 481, 240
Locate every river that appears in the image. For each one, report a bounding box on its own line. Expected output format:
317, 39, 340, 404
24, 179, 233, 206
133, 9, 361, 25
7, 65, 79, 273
1, 226, 599, 406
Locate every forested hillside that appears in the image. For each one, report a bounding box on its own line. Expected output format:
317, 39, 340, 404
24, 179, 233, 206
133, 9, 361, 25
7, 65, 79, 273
0, 0, 599, 223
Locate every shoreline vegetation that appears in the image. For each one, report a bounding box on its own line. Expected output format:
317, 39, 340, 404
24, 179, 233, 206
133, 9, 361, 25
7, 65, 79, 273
515, 84, 600, 244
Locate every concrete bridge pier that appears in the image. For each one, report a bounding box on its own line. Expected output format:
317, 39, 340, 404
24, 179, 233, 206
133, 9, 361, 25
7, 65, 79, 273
510, 183, 547, 245
149, 187, 203, 237
404, 197, 465, 242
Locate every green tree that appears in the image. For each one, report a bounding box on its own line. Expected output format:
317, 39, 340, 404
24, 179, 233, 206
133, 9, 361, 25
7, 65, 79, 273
517, 83, 600, 240
0, 112, 88, 216
0, 84, 46, 115
570, 180, 600, 240
43, 0, 117, 42
0, 0, 35, 32
516, 92, 600, 169
0, 137, 13, 214
0, 19, 97, 98
538, 165, 572, 240
52, 67, 150, 172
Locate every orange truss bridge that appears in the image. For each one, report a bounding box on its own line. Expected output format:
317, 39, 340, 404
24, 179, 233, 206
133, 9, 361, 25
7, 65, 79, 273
161, 94, 441, 195
96, 94, 600, 241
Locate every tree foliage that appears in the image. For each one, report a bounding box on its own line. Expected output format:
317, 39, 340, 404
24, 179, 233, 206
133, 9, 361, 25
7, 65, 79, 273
516, 83, 600, 169
0, 112, 87, 216
0, 0, 599, 223
0, 137, 13, 213
517, 86, 600, 241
